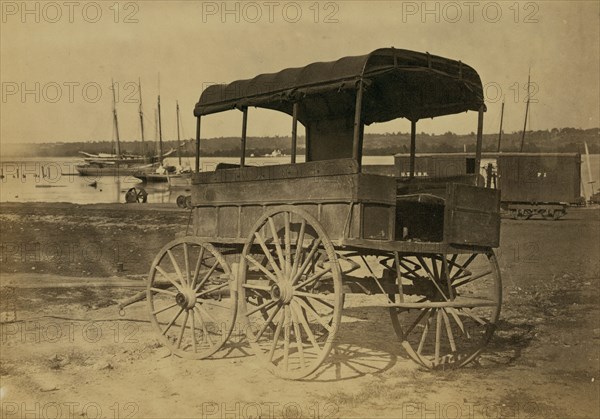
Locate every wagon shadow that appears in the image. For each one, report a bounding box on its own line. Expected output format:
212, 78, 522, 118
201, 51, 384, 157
303, 306, 399, 382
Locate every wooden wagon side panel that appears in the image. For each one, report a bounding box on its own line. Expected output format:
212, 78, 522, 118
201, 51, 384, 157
190, 160, 396, 242
443, 183, 501, 247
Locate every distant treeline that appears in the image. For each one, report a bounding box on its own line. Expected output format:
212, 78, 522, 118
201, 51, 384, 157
3, 128, 599, 157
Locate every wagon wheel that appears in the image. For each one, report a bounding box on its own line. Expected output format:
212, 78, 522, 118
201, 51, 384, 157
239, 206, 343, 379
388, 251, 501, 369
125, 187, 148, 203
176, 195, 187, 208
147, 237, 237, 359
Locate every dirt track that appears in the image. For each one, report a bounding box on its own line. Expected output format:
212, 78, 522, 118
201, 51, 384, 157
1, 203, 599, 418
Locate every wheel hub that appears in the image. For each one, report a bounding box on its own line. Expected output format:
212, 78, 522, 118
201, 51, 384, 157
175, 288, 197, 309
271, 282, 294, 304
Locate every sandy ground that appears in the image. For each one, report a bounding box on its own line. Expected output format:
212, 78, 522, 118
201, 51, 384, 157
0, 202, 599, 418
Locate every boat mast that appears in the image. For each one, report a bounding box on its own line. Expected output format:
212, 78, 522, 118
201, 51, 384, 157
111, 79, 121, 157
584, 141, 595, 199
176, 101, 182, 166
138, 78, 146, 156
519, 69, 531, 152
157, 95, 164, 164
497, 98, 505, 152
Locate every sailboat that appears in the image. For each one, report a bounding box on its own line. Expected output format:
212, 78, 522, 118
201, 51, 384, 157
167, 101, 193, 188
75, 80, 174, 176
134, 100, 192, 185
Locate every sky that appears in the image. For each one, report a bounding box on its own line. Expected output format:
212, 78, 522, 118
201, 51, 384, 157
1, 0, 599, 144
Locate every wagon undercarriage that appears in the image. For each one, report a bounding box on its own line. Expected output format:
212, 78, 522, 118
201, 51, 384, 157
144, 204, 501, 379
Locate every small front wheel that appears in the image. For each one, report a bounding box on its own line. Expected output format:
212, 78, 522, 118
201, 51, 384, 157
147, 237, 237, 359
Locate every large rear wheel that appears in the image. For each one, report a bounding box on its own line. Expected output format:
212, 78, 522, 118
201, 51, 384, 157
239, 206, 343, 379
387, 251, 502, 369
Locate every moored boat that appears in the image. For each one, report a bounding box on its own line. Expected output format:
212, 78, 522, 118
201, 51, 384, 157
76, 79, 175, 176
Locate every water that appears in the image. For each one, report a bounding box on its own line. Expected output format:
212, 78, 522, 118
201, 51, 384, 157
1, 155, 598, 204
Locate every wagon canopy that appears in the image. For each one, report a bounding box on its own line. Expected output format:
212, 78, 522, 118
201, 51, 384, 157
194, 48, 485, 124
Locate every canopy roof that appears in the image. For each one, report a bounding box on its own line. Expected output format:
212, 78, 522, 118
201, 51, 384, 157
194, 48, 485, 124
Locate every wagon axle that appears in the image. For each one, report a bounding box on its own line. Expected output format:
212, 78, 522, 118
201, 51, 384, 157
270, 282, 294, 304
175, 289, 197, 309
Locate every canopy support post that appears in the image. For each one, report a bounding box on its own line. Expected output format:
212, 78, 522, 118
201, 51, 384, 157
352, 80, 364, 170
241, 107, 248, 167
291, 102, 298, 164
409, 120, 417, 178
195, 116, 201, 173
475, 105, 485, 185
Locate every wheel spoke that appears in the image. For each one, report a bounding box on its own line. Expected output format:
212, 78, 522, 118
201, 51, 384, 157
417, 309, 434, 354
447, 307, 468, 336
290, 305, 306, 369
167, 249, 185, 284
254, 231, 284, 280
447, 254, 458, 277
177, 310, 190, 349
435, 309, 442, 365
152, 302, 178, 315
267, 216, 286, 274
194, 260, 220, 292
155, 266, 182, 292
268, 310, 285, 362
398, 260, 423, 280
283, 306, 291, 371
253, 303, 282, 341
450, 254, 477, 280
284, 212, 292, 275
291, 218, 306, 279
429, 275, 449, 301
453, 270, 492, 289
163, 307, 184, 336
291, 301, 320, 352
191, 246, 206, 289
190, 309, 199, 352
183, 243, 191, 286
295, 297, 332, 333
405, 308, 430, 336
416, 256, 435, 279
150, 287, 177, 297
441, 309, 457, 353
245, 299, 277, 317
461, 308, 487, 326
293, 292, 335, 310
245, 254, 279, 283
291, 238, 322, 285
294, 266, 332, 291
431, 256, 440, 280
